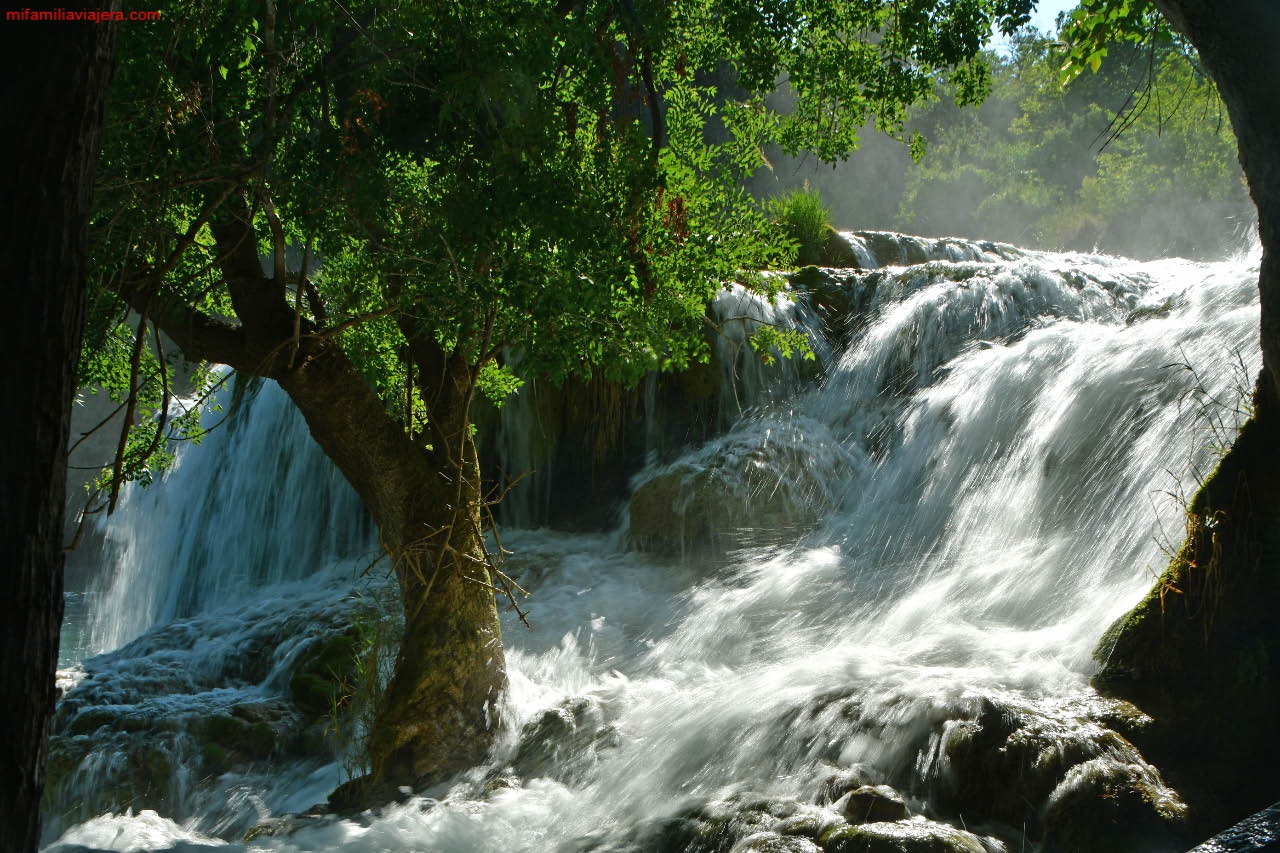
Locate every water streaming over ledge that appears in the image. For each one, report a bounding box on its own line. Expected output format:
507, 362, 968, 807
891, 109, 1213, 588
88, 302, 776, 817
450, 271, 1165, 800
65, 380, 374, 662
47, 235, 1262, 850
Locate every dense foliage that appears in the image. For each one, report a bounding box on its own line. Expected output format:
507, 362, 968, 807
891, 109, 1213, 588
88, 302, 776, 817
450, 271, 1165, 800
80, 0, 1036, 496
759, 11, 1246, 260
898, 24, 1247, 256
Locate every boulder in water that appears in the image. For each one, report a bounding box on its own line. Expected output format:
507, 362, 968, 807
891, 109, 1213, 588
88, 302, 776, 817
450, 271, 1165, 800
1041, 758, 1188, 852
814, 764, 881, 805
509, 695, 619, 783
819, 228, 861, 268
925, 695, 1186, 848
628, 420, 850, 554
287, 628, 361, 718
837, 785, 910, 825
819, 819, 990, 853
629, 459, 818, 554
650, 794, 825, 853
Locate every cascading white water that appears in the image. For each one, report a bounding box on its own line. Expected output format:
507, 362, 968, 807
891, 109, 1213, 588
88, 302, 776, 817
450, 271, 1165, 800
47, 238, 1261, 851
74, 380, 374, 658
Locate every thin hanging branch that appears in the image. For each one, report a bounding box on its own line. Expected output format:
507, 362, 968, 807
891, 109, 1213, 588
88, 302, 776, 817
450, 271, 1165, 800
289, 241, 313, 369
107, 313, 149, 514
138, 320, 172, 467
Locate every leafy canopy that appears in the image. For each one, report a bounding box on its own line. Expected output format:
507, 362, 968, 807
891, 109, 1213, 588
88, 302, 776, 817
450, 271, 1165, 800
84, 0, 1034, 493
896, 21, 1243, 257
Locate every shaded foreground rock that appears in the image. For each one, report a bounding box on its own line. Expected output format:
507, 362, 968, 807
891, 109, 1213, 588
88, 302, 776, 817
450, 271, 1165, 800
1091, 385, 1280, 839
43, 578, 378, 838
924, 694, 1186, 851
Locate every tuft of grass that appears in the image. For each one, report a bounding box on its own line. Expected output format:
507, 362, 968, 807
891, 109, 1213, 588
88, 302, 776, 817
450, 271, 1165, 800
772, 183, 832, 267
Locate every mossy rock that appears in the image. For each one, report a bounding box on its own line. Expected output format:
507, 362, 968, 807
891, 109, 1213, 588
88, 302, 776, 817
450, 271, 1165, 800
202, 741, 232, 774
814, 764, 880, 805
1092, 390, 1280, 836
63, 706, 155, 735
790, 267, 854, 345
1041, 758, 1186, 853
647, 795, 819, 853
628, 445, 831, 554
859, 232, 933, 268
43, 736, 92, 804
197, 713, 276, 760
837, 785, 909, 825
775, 812, 838, 841
820, 820, 987, 853
927, 695, 1184, 846
288, 629, 361, 718
133, 745, 174, 793
818, 228, 862, 268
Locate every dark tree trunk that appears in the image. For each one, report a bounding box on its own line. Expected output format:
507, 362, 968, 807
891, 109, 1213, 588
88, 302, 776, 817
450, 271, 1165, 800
1151, 0, 1280, 399
0, 13, 118, 852
1093, 0, 1280, 839
267, 336, 506, 802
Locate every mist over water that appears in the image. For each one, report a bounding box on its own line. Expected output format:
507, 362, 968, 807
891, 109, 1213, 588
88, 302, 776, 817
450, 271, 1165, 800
48, 237, 1260, 851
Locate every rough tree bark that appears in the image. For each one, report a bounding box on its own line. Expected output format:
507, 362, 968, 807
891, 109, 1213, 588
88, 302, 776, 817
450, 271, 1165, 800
1150, 0, 1280, 400
0, 12, 118, 852
1093, 0, 1280, 838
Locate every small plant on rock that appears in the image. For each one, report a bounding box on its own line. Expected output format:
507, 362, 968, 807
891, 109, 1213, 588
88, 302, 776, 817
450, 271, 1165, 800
773, 183, 833, 266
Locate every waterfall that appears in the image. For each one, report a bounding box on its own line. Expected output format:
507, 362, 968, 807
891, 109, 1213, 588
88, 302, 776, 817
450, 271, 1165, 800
47, 238, 1261, 851
74, 380, 374, 657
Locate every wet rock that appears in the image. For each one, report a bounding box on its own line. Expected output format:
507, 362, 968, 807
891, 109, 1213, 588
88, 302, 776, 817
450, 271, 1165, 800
820, 819, 989, 853
837, 785, 910, 825
288, 629, 360, 717
925, 694, 1185, 846
44, 735, 180, 825
1041, 758, 1187, 852
510, 695, 618, 783
819, 228, 862, 268
730, 832, 822, 852
628, 425, 851, 555
774, 810, 844, 841
650, 795, 822, 853
196, 713, 277, 760
814, 764, 880, 805
859, 232, 935, 268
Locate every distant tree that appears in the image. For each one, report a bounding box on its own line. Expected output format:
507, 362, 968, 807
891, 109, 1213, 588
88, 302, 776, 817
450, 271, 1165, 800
85, 0, 1034, 800
0, 13, 118, 853
899, 26, 1245, 256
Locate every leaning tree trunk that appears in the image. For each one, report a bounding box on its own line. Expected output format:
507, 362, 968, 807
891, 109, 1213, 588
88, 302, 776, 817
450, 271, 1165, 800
0, 12, 118, 851
131, 189, 510, 804
366, 423, 506, 791
1093, 0, 1280, 838
272, 339, 506, 804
